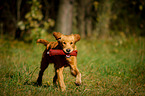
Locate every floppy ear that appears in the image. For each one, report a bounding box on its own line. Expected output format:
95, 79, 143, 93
53, 32, 62, 40
74, 34, 81, 43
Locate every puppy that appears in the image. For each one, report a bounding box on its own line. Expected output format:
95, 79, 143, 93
36, 32, 81, 91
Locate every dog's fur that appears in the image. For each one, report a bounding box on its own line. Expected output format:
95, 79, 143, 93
36, 32, 81, 91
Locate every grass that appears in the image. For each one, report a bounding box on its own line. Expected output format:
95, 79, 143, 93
0, 35, 145, 95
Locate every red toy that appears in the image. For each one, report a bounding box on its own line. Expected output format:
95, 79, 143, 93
47, 49, 78, 57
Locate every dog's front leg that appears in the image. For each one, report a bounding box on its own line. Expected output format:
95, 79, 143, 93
70, 57, 81, 86
70, 65, 81, 86
56, 66, 66, 91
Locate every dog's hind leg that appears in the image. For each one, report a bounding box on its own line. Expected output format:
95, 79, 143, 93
37, 57, 49, 86
53, 70, 58, 86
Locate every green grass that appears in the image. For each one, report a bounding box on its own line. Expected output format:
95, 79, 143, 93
0, 36, 145, 95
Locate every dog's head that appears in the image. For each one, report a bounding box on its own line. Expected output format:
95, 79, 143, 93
53, 32, 80, 54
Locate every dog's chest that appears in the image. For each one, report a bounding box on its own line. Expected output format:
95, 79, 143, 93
52, 56, 75, 66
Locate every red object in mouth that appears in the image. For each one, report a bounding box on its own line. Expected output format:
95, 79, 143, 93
48, 49, 78, 56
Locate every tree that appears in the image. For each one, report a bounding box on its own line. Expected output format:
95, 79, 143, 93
55, 0, 74, 35
0, 0, 145, 39
85, 0, 93, 37
15, 0, 22, 39
77, 0, 85, 38
95, 0, 112, 38
23, 0, 54, 41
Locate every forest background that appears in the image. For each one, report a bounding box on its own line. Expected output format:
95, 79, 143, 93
0, 0, 145, 95
0, 0, 145, 39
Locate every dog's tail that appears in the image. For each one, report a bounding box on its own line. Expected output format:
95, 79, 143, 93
36, 39, 49, 46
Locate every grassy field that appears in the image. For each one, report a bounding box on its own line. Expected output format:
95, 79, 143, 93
0, 35, 145, 95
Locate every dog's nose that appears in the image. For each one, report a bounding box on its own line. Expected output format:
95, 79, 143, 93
66, 49, 71, 53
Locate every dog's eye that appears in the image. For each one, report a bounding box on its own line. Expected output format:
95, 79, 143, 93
63, 42, 66, 44
70, 42, 73, 44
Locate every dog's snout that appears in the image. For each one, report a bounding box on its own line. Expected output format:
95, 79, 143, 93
66, 49, 71, 53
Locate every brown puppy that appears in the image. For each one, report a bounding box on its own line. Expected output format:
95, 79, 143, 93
37, 32, 81, 91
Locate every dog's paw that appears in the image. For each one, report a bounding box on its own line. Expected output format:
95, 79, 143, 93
37, 83, 42, 86
36, 81, 42, 86
75, 77, 81, 86
75, 82, 81, 86
60, 86, 66, 92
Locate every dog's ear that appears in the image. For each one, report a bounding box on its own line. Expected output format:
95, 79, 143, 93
74, 34, 81, 43
53, 32, 62, 40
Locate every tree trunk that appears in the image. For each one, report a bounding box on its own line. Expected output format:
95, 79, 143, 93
17, 0, 22, 22
44, 0, 49, 20
55, 0, 74, 35
85, 0, 92, 37
86, 18, 92, 37
0, 23, 3, 38
77, 0, 85, 38
96, 0, 112, 38
15, 0, 22, 39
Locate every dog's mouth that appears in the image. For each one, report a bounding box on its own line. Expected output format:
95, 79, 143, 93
66, 54, 71, 58
63, 50, 71, 58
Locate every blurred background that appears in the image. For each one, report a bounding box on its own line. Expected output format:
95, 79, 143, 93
0, 0, 145, 41
0, 0, 145, 95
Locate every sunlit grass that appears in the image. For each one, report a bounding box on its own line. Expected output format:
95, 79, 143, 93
0, 36, 144, 95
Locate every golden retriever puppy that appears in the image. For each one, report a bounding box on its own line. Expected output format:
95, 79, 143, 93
36, 32, 81, 91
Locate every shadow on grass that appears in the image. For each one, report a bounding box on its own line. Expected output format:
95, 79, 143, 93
24, 81, 51, 88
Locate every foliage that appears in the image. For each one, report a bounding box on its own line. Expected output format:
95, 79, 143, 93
18, 0, 55, 41
0, 0, 145, 39
0, 36, 144, 95
110, 0, 145, 36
